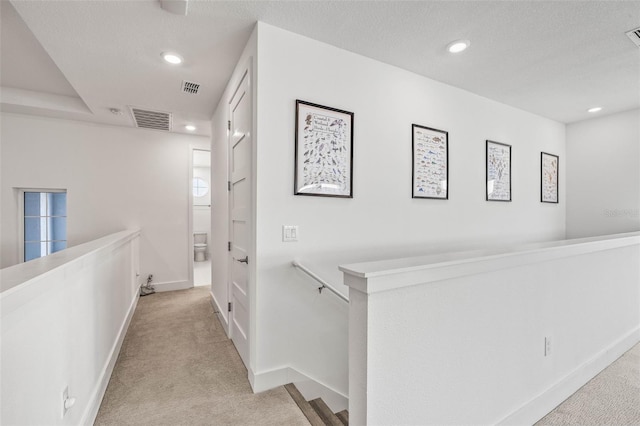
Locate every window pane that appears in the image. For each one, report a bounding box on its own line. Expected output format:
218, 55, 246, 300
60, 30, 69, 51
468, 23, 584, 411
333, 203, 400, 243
51, 217, 67, 241
193, 177, 209, 197
51, 241, 67, 253
51, 192, 67, 216
24, 242, 42, 262
22, 190, 67, 263
24, 217, 42, 241
24, 192, 41, 216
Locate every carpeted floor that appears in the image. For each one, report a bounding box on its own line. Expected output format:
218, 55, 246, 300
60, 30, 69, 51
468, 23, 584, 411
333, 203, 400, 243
95, 287, 309, 426
96, 287, 639, 425
536, 343, 640, 425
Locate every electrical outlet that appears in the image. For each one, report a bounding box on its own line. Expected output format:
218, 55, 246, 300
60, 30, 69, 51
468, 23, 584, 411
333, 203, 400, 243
61, 385, 76, 418
62, 386, 69, 418
545, 337, 552, 356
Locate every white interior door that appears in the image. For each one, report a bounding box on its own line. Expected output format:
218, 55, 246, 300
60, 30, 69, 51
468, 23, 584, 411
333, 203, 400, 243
228, 71, 251, 368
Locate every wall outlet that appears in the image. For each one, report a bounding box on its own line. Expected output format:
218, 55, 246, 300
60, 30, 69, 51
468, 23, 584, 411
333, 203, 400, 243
282, 225, 298, 242
545, 336, 552, 356
61, 385, 76, 418
62, 386, 69, 418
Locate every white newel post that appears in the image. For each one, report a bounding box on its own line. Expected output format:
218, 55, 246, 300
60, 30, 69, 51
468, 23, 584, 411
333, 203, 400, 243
345, 275, 369, 426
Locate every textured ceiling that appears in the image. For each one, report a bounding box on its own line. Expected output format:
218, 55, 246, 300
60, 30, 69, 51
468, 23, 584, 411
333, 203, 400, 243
0, 1, 79, 97
2, 0, 639, 137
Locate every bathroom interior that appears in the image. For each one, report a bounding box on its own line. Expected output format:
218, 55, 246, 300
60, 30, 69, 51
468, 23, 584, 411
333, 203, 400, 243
192, 149, 211, 287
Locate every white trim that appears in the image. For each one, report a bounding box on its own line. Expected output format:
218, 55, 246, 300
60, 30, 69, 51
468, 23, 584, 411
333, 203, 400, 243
153, 280, 191, 292
498, 327, 640, 425
1, 229, 140, 297
81, 291, 140, 425
341, 232, 640, 294
187, 146, 195, 288
250, 366, 348, 413
210, 289, 229, 336
188, 146, 212, 288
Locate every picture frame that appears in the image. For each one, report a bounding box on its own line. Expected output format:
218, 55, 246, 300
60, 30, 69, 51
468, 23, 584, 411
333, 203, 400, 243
412, 124, 448, 199
294, 100, 354, 198
486, 140, 512, 201
541, 152, 559, 203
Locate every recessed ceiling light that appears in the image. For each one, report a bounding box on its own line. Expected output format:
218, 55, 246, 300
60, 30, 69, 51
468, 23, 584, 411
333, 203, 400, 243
447, 39, 470, 53
162, 52, 183, 64
587, 107, 602, 113
185, 125, 196, 132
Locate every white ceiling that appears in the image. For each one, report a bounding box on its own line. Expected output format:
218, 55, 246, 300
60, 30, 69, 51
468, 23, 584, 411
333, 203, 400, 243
2, 1, 639, 137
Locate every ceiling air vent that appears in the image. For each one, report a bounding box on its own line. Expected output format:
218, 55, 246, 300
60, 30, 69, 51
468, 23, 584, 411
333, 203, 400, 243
130, 107, 172, 131
626, 27, 640, 47
181, 80, 200, 94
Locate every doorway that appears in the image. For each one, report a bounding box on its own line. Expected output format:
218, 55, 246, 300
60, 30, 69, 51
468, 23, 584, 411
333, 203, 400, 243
228, 70, 251, 367
192, 148, 211, 287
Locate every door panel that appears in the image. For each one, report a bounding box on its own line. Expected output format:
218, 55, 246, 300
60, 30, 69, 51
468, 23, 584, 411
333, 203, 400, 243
229, 71, 251, 368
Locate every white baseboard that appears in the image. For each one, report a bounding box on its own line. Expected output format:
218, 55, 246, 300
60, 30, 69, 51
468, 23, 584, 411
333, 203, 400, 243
153, 280, 191, 292
81, 291, 139, 425
209, 290, 229, 336
250, 366, 348, 413
498, 327, 640, 425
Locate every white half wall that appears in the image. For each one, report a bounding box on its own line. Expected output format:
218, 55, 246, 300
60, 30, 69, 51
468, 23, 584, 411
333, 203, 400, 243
1, 230, 140, 425
252, 22, 566, 399
341, 232, 640, 425
0, 113, 209, 287
566, 108, 640, 238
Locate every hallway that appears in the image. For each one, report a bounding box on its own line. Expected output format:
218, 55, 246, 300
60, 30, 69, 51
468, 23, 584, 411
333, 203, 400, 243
95, 287, 309, 425
95, 287, 639, 425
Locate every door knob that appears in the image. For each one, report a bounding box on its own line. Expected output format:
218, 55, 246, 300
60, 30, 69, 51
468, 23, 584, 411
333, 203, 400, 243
237, 256, 249, 264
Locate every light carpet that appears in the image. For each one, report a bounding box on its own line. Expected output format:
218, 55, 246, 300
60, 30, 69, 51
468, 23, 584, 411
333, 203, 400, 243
536, 342, 640, 425
95, 287, 309, 426
96, 286, 638, 425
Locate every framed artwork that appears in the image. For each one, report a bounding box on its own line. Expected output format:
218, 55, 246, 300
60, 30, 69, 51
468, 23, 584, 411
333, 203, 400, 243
412, 124, 448, 199
486, 140, 511, 201
294, 100, 354, 197
541, 152, 559, 203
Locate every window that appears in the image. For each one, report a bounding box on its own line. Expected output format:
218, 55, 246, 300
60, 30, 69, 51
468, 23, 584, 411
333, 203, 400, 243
193, 177, 209, 197
23, 191, 67, 262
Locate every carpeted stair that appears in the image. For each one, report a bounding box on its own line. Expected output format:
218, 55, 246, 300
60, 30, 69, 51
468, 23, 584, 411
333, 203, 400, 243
285, 383, 348, 426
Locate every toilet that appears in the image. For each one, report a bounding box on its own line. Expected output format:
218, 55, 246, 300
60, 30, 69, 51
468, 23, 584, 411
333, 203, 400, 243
194, 232, 208, 262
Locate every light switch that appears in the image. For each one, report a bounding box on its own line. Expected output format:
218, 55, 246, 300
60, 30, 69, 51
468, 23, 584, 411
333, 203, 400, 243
282, 225, 298, 242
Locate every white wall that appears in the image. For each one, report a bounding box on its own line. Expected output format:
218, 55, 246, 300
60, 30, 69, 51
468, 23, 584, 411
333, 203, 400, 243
343, 233, 640, 425
0, 113, 209, 289
1, 230, 140, 425
252, 23, 566, 399
566, 108, 640, 238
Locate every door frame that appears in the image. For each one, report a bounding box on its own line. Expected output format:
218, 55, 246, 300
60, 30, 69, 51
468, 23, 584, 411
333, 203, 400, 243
226, 64, 254, 370
187, 145, 212, 288
187, 145, 195, 288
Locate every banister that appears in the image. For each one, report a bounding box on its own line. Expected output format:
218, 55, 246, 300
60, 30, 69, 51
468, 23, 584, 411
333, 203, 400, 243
292, 260, 349, 303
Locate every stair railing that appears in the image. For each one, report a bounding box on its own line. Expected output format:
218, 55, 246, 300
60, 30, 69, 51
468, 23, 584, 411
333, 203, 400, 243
292, 260, 349, 303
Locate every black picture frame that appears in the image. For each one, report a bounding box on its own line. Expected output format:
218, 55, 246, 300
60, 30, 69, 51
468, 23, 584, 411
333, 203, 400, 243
294, 100, 354, 198
412, 124, 448, 199
541, 152, 559, 203
486, 140, 512, 202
